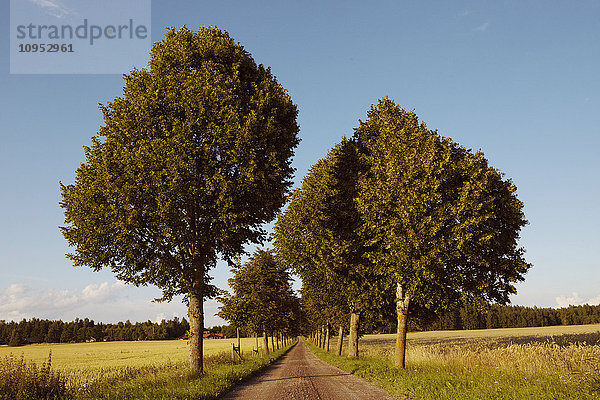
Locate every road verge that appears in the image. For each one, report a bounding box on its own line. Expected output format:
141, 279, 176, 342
305, 339, 598, 399
77, 340, 298, 399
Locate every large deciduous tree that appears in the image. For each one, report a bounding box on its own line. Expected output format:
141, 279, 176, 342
60, 26, 299, 373
355, 98, 531, 368
275, 139, 392, 357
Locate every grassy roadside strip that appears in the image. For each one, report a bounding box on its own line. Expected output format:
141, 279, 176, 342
76, 340, 298, 400
305, 340, 598, 400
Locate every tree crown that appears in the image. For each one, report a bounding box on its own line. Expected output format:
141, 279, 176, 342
60, 26, 300, 301
355, 98, 530, 310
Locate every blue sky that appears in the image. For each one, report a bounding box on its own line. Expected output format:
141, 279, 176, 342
1, 0, 599, 326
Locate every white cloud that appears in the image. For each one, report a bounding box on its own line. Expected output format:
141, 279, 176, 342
587, 295, 600, 306
28, 0, 73, 18
0, 282, 228, 326
555, 292, 600, 308
0, 281, 234, 326
556, 292, 584, 308
5, 283, 26, 296
0, 281, 126, 321
82, 281, 126, 302
473, 22, 490, 32
154, 312, 182, 324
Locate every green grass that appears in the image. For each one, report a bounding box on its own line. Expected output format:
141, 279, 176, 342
0, 338, 296, 399
307, 325, 600, 399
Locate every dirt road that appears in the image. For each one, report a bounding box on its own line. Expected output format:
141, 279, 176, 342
220, 339, 399, 400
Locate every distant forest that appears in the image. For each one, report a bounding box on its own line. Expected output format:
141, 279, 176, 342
2, 303, 600, 346
0, 317, 234, 346
418, 303, 600, 331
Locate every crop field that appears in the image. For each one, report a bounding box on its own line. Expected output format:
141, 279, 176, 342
402, 323, 600, 346
0, 337, 266, 386
0, 337, 262, 370
0, 337, 292, 399
313, 324, 600, 399
364, 324, 600, 380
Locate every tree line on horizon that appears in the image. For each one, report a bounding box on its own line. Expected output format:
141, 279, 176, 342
0, 317, 192, 346
4, 302, 599, 348
0, 315, 275, 347
421, 302, 600, 331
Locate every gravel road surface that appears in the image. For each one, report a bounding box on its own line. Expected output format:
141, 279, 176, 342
220, 339, 400, 400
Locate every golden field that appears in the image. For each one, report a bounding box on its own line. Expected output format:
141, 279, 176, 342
0, 337, 265, 386
357, 323, 600, 383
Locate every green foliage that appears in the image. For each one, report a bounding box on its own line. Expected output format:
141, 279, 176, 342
219, 249, 301, 337
424, 303, 600, 331
276, 97, 529, 365
275, 139, 393, 334
0, 353, 70, 400
60, 26, 299, 301
59, 26, 299, 372
9, 328, 22, 347
45, 322, 62, 344
0, 317, 195, 345
220, 325, 249, 338
355, 98, 531, 313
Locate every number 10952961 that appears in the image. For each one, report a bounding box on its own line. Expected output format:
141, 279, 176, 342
19, 43, 74, 53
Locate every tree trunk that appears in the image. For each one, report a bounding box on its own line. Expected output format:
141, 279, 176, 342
188, 290, 204, 373
348, 312, 359, 358
237, 327, 241, 353
395, 283, 410, 368
325, 324, 330, 352
336, 325, 344, 356
263, 330, 270, 354
255, 332, 259, 357
271, 334, 275, 351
